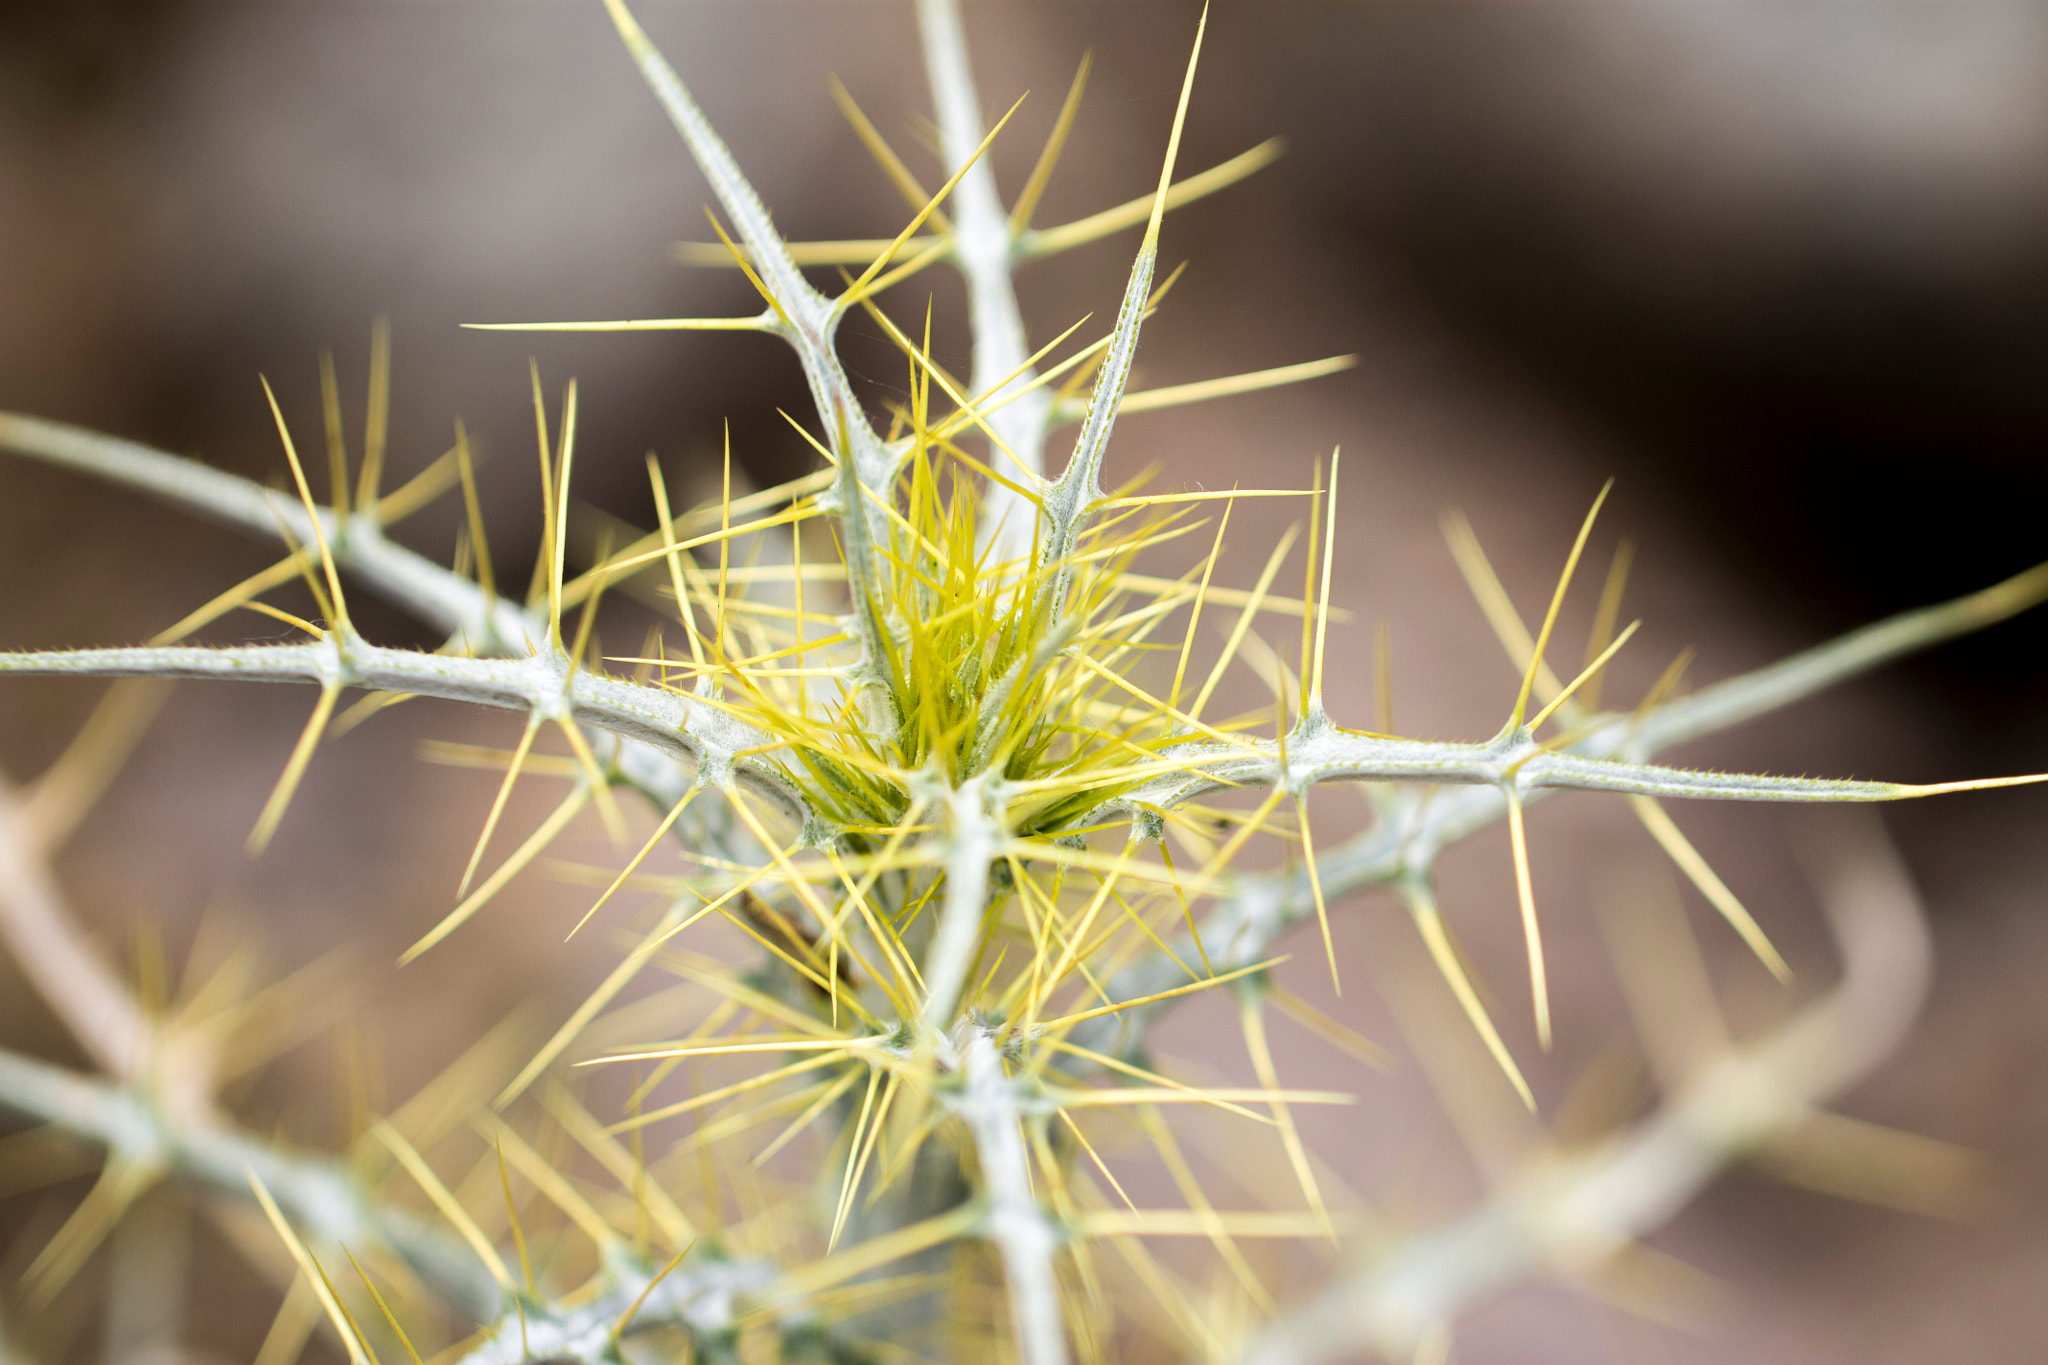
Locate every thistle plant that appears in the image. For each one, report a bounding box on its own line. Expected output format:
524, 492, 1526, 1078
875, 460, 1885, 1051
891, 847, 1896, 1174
2, 3, 2044, 1363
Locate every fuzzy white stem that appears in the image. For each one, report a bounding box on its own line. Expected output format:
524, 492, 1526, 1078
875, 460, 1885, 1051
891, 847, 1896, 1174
0, 635, 811, 828
0, 411, 789, 844
1077, 557, 2048, 1055
600, 0, 904, 695
962, 1033, 1069, 1365
0, 413, 533, 655
915, 0, 1053, 562
921, 775, 1003, 1027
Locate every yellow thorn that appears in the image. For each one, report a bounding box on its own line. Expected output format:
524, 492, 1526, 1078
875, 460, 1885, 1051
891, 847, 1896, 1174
404, 781, 592, 964
23, 676, 171, 850
356, 315, 391, 510
1529, 619, 1640, 732
753, 1067, 864, 1169
1295, 797, 1340, 994
1188, 525, 1301, 724
238, 599, 326, 639
495, 1139, 536, 1295
367, 442, 464, 527
251, 1267, 322, 1365
1134, 1102, 1274, 1311
527, 362, 556, 616
1504, 788, 1551, 1050
568, 785, 703, 939
1629, 795, 1792, 983
1581, 537, 1635, 711
1106, 356, 1357, 421
841, 93, 1028, 305
342, 1248, 426, 1365
702, 209, 795, 330
611, 1240, 699, 1345
1154, 840, 1213, 978
1025, 140, 1283, 259
1142, 5, 1209, 253
717, 425, 732, 660
1239, 995, 1335, 1243
610, 1048, 847, 1134
1040, 957, 1280, 1032
1441, 508, 1564, 703
1310, 448, 1340, 706
244, 1168, 374, 1365
1294, 458, 1327, 724
837, 1071, 899, 1242
550, 379, 580, 651
1011, 49, 1094, 234
150, 551, 311, 646
828, 1067, 883, 1252
1635, 646, 1696, 719
454, 421, 496, 601
1028, 836, 1144, 1027
1267, 985, 1392, 1069
556, 716, 628, 850
765, 1206, 980, 1303
248, 684, 340, 855
261, 375, 352, 636
1058, 1108, 1138, 1213
318, 350, 349, 519
1402, 880, 1534, 1110
24, 1159, 157, 1307
369, 1120, 514, 1290
828, 74, 949, 226
1169, 493, 1232, 713
460, 718, 540, 898
1509, 478, 1613, 729
464, 314, 775, 333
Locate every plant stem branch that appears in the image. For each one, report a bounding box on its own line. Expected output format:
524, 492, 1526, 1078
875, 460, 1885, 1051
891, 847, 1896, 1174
915, 0, 1053, 560
961, 1033, 1069, 1365
1238, 812, 1930, 1363
0, 777, 154, 1089
0, 1044, 503, 1322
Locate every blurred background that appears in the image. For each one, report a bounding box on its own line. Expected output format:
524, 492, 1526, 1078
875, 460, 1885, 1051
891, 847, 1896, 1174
3, 2, 2047, 1362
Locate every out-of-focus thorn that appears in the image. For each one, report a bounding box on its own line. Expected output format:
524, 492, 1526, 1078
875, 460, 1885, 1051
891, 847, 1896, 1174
1592, 858, 1733, 1095
1752, 1108, 1983, 1218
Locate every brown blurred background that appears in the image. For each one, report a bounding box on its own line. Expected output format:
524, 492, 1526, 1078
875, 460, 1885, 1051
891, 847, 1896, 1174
4, 2, 2048, 1362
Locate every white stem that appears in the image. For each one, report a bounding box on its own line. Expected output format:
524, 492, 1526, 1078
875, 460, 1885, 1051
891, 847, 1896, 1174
0, 635, 811, 828
1075, 554, 2048, 1058
0, 410, 788, 842
961, 1034, 1069, 1365
921, 775, 1003, 1027
0, 1044, 502, 1321
915, 0, 1053, 561
0, 413, 533, 655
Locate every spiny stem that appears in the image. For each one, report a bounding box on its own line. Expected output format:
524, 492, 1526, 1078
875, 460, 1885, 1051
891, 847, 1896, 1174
961, 1033, 1070, 1365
